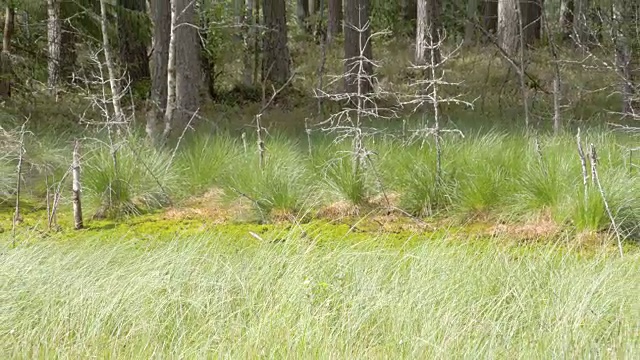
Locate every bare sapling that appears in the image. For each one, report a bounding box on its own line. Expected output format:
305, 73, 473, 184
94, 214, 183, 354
589, 143, 624, 258
314, 19, 394, 179
305, 118, 312, 156
254, 71, 296, 169
576, 128, 588, 202
403, 29, 473, 183
12, 122, 26, 245
72, 139, 83, 230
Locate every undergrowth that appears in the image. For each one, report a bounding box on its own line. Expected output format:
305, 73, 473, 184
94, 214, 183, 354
2, 125, 639, 240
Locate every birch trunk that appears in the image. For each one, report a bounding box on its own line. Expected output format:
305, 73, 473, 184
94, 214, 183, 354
162, 0, 177, 139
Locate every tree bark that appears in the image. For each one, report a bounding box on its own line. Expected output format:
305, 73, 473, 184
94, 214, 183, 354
174, 0, 202, 131
118, 0, 150, 85
0, 6, 14, 98
147, 0, 170, 143
327, 0, 342, 43
415, 0, 442, 65
47, 0, 61, 92
344, 0, 372, 94
100, 0, 124, 123
262, 0, 291, 85
498, 0, 519, 57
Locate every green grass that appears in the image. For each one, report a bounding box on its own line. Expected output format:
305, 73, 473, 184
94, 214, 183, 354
1, 230, 639, 358
3, 125, 639, 240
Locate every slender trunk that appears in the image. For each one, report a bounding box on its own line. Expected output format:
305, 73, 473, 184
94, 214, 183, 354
464, 0, 479, 45
47, 0, 61, 92
244, 0, 255, 85
327, 0, 342, 43
147, 0, 170, 143
0, 6, 14, 98
72, 140, 83, 230
100, 0, 124, 123
163, 0, 177, 139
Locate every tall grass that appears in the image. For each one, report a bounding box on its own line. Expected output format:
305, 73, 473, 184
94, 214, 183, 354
3, 126, 639, 239
1, 231, 639, 357
82, 136, 180, 217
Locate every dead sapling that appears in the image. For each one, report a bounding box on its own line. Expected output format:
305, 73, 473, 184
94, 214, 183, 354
403, 29, 474, 186
72, 139, 83, 230
254, 71, 296, 169
314, 19, 396, 207
589, 143, 624, 258
12, 122, 27, 245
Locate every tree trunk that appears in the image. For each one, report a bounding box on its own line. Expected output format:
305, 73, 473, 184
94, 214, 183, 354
327, 0, 342, 43
464, 0, 479, 45
174, 0, 202, 131
147, 0, 170, 143
47, 0, 61, 92
118, 0, 150, 86
244, 0, 256, 85
498, 0, 519, 57
482, 0, 498, 39
262, 0, 291, 85
162, 0, 177, 140
0, 6, 14, 98
296, 0, 310, 32
100, 0, 124, 123
521, 0, 542, 46
344, 0, 372, 94
415, 0, 442, 65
